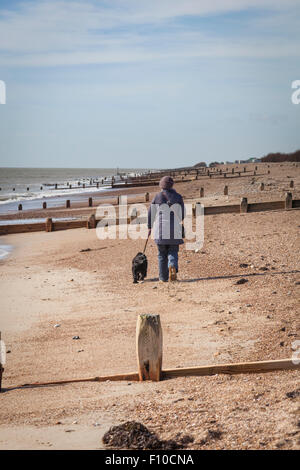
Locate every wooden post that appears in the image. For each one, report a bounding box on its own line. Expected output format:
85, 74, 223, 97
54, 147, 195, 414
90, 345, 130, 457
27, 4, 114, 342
285, 192, 292, 210
224, 185, 228, 196
232, 168, 234, 174
87, 214, 96, 229
136, 314, 162, 381
145, 192, 149, 202
0, 331, 3, 393
45, 217, 53, 232
200, 187, 204, 198
224, 173, 226, 178
244, 167, 246, 172
290, 180, 294, 188
260, 183, 264, 191
66, 199, 70, 208
240, 197, 248, 214
18, 204, 22, 211
43, 202, 47, 209
88, 197, 93, 207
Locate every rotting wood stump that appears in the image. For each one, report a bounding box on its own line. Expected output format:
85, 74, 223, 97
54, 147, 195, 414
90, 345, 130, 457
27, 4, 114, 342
136, 314, 162, 381
87, 214, 96, 229
285, 192, 293, 210
45, 217, 53, 232
240, 197, 248, 213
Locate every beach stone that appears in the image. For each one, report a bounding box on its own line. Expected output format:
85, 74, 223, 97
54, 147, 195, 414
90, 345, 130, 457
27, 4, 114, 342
72, 336, 80, 340
235, 278, 248, 285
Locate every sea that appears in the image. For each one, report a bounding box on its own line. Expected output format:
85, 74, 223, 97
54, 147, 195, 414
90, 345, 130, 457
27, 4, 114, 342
0, 167, 151, 259
0, 167, 150, 214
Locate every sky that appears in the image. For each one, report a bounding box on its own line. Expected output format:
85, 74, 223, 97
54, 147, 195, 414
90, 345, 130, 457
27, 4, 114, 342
0, 0, 299, 168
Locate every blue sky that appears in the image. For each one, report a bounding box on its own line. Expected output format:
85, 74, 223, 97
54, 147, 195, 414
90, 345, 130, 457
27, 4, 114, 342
0, 0, 299, 168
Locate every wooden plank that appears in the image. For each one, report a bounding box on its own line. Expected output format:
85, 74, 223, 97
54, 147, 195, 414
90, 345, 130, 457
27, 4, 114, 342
162, 358, 300, 379
248, 201, 284, 212
292, 199, 300, 208
204, 205, 240, 215
53, 220, 86, 231
0, 223, 45, 235
6, 357, 298, 390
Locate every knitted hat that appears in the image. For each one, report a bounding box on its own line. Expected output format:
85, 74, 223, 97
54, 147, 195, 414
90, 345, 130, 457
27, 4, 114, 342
159, 176, 174, 190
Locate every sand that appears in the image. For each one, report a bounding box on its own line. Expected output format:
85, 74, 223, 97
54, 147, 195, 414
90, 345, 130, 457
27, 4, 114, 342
0, 162, 299, 450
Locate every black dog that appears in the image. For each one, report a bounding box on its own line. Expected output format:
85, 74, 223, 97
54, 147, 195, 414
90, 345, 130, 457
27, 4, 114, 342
132, 252, 148, 283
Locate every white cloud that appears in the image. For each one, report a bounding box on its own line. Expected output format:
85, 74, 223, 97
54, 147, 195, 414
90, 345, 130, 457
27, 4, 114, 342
0, 0, 299, 67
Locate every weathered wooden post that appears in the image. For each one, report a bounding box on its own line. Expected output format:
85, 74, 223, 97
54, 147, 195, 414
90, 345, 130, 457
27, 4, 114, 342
145, 192, 149, 202
224, 173, 227, 178
255, 166, 258, 171
244, 167, 246, 172
18, 204, 22, 211
200, 187, 204, 197
224, 185, 228, 196
240, 197, 248, 214
253, 171, 256, 176
87, 214, 96, 229
43, 202, 47, 209
83, 183, 85, 188
285, 192, 293, 210
136, 314, 162, 382
260, 183, 264, 191
290, 180, 294, 189
66, 199, 71, 208
0, 331, 3, 393
55, 184, 57, 189
45, 217, 53, 232
232, 168, 234, 174
88, 197, 93, 207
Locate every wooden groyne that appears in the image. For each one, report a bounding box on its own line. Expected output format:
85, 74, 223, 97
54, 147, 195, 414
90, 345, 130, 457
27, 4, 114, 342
2, 315, 299, 391
0, 194, 298, 236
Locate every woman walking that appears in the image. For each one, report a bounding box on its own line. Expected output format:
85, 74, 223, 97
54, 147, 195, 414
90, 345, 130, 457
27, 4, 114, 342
147, 176, 185, 282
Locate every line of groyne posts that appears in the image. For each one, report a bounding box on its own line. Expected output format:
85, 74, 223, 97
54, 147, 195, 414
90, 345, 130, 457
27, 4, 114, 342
1, 162, 298, 212
15, 178, 297, 212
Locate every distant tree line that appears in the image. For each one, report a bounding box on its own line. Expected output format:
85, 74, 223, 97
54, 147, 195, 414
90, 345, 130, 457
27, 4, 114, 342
261, 149, 300, 162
